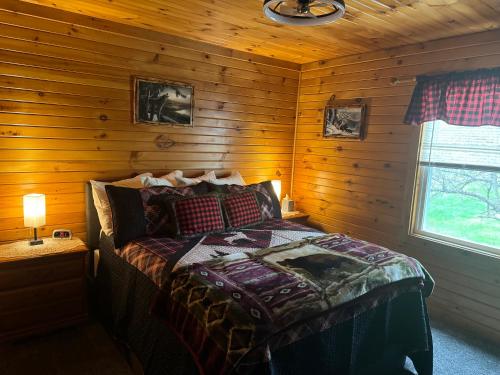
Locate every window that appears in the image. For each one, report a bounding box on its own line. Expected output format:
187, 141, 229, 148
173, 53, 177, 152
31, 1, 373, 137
412, 120, 500, 254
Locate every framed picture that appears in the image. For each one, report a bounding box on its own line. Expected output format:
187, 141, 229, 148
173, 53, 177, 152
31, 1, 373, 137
133, 76, 194, 126
323, 98, 367, 140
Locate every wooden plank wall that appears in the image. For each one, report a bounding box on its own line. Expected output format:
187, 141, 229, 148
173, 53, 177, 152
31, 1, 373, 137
294, 29, 500, 344
0, 1, 299, 244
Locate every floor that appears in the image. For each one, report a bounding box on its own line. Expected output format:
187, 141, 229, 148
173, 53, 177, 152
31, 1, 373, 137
0, 323, 133, 375
430, 321, 500, 375
0, 321, 499, 375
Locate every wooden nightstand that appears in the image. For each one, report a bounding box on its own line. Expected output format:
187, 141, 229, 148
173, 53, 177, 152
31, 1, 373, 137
0, 237, 88, 343
282, 211, 310, 225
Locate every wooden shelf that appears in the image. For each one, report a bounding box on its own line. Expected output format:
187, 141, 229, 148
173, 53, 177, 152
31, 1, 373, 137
282, 211, 309, 225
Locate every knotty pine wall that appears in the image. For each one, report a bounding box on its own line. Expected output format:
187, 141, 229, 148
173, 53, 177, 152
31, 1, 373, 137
0, 1, 299, 244
294, 29, 500, 344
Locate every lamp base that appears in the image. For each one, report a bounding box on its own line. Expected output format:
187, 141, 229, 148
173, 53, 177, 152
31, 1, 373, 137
29, 227, 43, 246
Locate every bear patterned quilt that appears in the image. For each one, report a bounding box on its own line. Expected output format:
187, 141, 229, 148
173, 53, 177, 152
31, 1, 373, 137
118, 219, 323, 288
152, 232, 433, 375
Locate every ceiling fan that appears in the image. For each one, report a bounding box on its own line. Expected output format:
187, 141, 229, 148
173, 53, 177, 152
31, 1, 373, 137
403, 0, 459, 5
424, 0, 459, 5
263, 0, 346, 26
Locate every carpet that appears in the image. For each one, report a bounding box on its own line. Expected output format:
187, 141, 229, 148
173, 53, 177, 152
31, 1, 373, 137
405, 321, 500, 375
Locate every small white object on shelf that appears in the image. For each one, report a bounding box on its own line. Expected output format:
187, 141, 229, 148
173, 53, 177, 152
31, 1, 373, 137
52, 229, 73, 240
281, 194, 295, 213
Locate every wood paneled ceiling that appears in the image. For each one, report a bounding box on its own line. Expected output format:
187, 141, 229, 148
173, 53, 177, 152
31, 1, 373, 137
19, 0, 500, 63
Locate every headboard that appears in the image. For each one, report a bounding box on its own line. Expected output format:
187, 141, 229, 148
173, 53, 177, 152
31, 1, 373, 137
85, 181, 101, 251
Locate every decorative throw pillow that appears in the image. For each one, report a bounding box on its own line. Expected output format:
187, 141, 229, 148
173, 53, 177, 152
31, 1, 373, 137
165, 195, 225, 238
209, 180, 281, 220
222, 191, 262, 229
139, 182, 211, 236
211, 171, 246, 186
175, 171, 217, 186
90, 172, 151, 236
105, 185, 147, 248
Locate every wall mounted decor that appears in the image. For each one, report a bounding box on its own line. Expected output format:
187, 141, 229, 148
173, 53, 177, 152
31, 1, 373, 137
323, 96, 367, 140
133, 76, 194, 126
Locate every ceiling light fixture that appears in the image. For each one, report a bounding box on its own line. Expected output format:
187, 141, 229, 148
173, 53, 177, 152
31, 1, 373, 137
263, 0, 345, 26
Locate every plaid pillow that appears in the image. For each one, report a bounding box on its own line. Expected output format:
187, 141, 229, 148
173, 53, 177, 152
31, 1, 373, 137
169, 195, 225, 238
222, 192, 262, 229
139, 183, 210, 235
210, 181, 281, 220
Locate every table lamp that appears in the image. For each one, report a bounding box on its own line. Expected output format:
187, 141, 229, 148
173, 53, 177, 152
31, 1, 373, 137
271, 179, 281, 201
23, 193, 46, 246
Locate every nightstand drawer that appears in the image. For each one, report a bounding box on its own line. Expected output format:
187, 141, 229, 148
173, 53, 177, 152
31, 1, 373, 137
0, 256, 83, 291
0, 297, 86, 341
0, 278, 83, 313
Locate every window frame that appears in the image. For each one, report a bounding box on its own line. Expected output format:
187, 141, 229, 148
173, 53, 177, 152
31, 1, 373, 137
409, 124, 500, 257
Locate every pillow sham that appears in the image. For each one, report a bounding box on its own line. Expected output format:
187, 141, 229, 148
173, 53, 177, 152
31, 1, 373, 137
141, 176, 174, 187
175, 171, 216, 186
141, 170, 183, 187
209, 180, 281, 220
90, 173, 151, 236
222, 191, 262, 229
105, 185, 147, 248
163, 194, 225, 238
160, 170, 183, 186
211, 171, 246, 186
140, 182, 211, 236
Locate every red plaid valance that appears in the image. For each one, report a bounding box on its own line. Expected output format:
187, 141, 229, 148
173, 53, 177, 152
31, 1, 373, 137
404, 67, 500, 126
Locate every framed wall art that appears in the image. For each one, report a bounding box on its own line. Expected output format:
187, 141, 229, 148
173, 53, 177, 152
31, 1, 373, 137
133, 76, 194, 126
323, 97, 367, 140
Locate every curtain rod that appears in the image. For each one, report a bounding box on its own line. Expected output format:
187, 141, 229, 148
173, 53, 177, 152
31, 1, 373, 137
391, 66, 500, 86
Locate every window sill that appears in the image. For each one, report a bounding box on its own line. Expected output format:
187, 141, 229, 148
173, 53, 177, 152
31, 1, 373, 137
408, 231, 500, 260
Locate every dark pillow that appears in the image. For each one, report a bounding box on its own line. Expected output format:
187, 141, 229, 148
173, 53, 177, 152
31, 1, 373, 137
163, 194, 225, 238
222, 191, 262, 229
105, 185, 147, 248
139, 181, 211, 236
209, 181, 282, 219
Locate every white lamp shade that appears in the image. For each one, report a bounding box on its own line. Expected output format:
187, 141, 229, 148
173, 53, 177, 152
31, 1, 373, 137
23, 194, 46, 228
271, 180, 282, 201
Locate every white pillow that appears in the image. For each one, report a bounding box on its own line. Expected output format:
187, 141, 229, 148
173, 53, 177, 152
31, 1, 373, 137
211, 171, 246, 186
141, 176, 174, 187
90, 173, 152, 236
159, 170, 183, 186
175, 171, 217, 186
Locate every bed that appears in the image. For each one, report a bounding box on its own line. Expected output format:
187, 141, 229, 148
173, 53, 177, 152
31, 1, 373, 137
86, 180, 434, 375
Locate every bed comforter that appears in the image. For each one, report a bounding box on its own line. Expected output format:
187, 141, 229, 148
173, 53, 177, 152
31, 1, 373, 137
112, 220, 432, 374
153, 233, 433, 374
